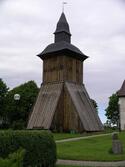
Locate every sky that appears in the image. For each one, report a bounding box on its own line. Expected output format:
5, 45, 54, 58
0, 0, 125, 123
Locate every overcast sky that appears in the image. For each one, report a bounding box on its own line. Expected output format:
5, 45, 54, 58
0, 0, 125, 123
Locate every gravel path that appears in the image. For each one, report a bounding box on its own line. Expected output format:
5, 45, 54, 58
56, 133, 125, 166
56, 133, 112, 143
57, 159, 125, 167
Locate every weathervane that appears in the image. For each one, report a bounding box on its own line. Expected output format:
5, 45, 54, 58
62, 2, 67, 13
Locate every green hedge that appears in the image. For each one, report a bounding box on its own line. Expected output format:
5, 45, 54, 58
0, 130, 56, 167
0, 148, 25, 167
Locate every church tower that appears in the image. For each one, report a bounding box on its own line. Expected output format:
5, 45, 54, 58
117, 80, 125, 130
27, 13, 103, 132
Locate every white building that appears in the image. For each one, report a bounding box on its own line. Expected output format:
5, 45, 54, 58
117, 80, 125, 131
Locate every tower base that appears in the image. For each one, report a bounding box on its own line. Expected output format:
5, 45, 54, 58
27, 82, 104, 132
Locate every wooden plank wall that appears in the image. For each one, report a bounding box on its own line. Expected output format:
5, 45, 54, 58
50, 86, 64, 132
27, 83, 63, 129
43, 55, 83, 84
50, 83, 84, 132
65, 82, 104, 131
63, 84, 84, 132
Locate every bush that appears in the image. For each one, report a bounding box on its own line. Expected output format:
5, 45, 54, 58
0, 148, 25, 167
0, 130, 56, 167
11, 120, 25, 130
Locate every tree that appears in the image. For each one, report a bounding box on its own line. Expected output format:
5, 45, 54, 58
5, 81, 39, 129
105, 93, 119, 126
91, 99, 98, 114
0, 78, 9, 125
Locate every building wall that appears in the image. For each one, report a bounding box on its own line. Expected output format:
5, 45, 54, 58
43, 55, 83, 84
63, 84, 84, 132
50, 84, 84, 132
119, 97, 125, 130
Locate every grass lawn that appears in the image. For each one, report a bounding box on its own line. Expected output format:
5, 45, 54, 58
53, 133, 83, 140
56, 165, 84, 167
53, 131, 109, 140
57, 132, 125, 161
56, 165, 90, 167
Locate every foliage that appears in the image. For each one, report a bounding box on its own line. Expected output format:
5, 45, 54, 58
105, 93, 119, 126
0, 79, 9, 125
5, 81, 39, 129
0, 130, 57, 167
91, 99, 98, 113
0, 148, 25, 167
103, 124, 118, 133
57, 132, 125, 161
0, 79, 8, 103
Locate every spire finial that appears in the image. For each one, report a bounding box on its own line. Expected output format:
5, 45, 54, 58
62, 2, 67, 13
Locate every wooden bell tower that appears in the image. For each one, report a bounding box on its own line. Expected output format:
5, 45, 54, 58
27, 13, 103, 132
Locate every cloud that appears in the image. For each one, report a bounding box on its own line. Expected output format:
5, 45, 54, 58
0, 0, 125, 123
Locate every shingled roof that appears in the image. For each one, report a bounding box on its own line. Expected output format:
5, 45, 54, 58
37, 12, 88, 61
117, 80, 125, 97
37, 41, 88, 61
54, 12, 71, 35
27, 82, 104, 131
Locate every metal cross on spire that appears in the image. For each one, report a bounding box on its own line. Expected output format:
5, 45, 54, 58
62, 2, 67, 13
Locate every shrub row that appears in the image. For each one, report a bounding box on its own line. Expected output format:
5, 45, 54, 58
0, 130, 56, 167
0, 148, 25, 167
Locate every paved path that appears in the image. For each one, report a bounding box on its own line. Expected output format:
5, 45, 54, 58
57, 159, 125, 167
56, 133, 125, 166
56, 133, 112, 143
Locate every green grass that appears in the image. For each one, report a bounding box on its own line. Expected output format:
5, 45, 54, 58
53, 133, 83, 140
56, 165, 89, 167
56, 165, 78, 167
56, 165, 86, 167
53, 131, 108, 141
56, 165, 95, 167
57, 132, 125, 161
